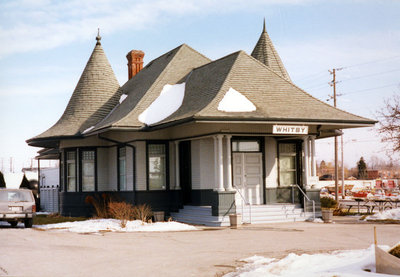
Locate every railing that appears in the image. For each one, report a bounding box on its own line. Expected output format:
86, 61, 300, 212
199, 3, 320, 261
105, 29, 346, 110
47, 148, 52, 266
292, 184, 315, 221
234, 185, 252, 224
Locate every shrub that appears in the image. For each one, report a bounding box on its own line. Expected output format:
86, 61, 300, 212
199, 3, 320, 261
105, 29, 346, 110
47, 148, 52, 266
85, 193, 112, 218
132, 204, 153, 223
108, 201, 136, 228
389, 244, 400, 258
320, 197, 337, 209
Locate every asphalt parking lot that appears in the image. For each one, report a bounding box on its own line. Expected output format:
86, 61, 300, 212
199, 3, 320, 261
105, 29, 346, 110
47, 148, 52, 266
1, 217, 399, 277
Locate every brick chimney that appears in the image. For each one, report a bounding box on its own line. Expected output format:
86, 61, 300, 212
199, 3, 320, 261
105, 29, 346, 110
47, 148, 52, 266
126, 50, 145, 79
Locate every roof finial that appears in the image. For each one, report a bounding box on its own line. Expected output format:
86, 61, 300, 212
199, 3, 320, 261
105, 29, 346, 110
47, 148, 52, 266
263, 18, 266, 33
96, 28, 101, 45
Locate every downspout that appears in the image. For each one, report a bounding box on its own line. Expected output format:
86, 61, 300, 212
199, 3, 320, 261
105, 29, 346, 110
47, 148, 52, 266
97, 134, 137, 203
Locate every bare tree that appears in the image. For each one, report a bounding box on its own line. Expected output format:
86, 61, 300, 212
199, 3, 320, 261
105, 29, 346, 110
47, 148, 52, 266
377, 93, 400, 153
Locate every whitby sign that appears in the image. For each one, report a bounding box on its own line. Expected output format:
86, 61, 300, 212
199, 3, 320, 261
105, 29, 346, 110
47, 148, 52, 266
272, 125, 308, 135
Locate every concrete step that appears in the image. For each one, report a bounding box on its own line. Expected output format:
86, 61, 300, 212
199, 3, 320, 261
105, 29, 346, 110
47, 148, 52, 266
172, 204, 310, 226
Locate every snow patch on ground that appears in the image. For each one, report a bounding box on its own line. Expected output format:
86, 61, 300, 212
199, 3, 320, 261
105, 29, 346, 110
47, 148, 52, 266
225, 245, 392, 277
365, 208, 400, 221
119, 93, 128, 103
218, 88, 256, 112
138, 83, 185, 125
306, 218, 324, 223
35, 219, 197, 233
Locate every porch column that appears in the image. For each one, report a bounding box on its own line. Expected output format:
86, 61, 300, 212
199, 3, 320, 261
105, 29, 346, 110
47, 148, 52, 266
174, 141, 180, 189
310, 136, 317, 177
213, 136, 218, 190
303, 136, 309, 186
225, 135, 234, 191
216, 135, 224, 191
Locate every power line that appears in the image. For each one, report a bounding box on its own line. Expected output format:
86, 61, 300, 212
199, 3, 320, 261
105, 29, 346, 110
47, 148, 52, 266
341, 83, 399, 96
340, 68, 400, 83
341, 55, 400, 70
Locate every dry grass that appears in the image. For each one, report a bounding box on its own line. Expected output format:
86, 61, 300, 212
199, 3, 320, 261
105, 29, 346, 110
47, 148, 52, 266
133, 204, 153, 223
34, 214, 87, 225
108, 201, 136, 228
85, 193, 113, 218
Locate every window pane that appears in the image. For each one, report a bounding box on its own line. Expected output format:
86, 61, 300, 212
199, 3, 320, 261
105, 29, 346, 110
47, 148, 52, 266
232, 140, 260, 152
148, 144, 166, 190
82, 151, 95, 192
119, 157, 126, 191
279, 143, 296, 154
279, 143, 297, 187
119, 147, 126, 157
66, 151, 76, 192
280, 172, 296, 186
67, 177, 76, 192
279, 156, 296, 171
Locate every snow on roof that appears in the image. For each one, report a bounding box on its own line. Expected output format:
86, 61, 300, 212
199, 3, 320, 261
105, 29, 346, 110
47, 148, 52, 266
138, 83, 186, 125
82, 126, 95, 134
119, 94, 128, 104
217, 87, 256, 112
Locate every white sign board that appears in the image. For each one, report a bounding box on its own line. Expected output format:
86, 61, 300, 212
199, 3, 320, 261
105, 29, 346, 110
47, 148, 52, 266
273, 125, 308, 135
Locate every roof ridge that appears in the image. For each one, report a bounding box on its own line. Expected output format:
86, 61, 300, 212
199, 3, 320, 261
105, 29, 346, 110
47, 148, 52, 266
193, 51, 243, 117
104, 45, 183, 130
245, 51, 374, 122
251, 21, 291, 80
190, 50, 243, 72
180, 43, 212, 63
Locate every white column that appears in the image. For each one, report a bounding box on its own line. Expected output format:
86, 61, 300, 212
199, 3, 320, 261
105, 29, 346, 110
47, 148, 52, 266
303, 136, 309, 186
213, 136, 218, 190
308, 138, 312, 177
311, 136, 316, 177
216, 135, 225, 191
174, 141, 180, 189
225, 135, 234, 191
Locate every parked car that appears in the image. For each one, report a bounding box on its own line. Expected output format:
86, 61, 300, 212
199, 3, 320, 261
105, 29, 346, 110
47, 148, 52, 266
0, 188, 36, 228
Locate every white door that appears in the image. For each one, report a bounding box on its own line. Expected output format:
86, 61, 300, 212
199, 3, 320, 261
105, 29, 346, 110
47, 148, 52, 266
233, 153, 263, 205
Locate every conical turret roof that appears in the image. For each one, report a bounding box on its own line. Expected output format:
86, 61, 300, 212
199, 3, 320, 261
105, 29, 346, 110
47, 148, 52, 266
251, 20, 291, 80
27, 35, 121, 146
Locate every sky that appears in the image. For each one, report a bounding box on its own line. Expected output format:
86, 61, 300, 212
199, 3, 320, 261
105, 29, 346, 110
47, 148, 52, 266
0, 0, 399, 172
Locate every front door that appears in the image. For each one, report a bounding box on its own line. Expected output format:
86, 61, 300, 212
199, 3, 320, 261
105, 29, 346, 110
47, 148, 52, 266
233, 153, 263, 205
179, 141, 192, 204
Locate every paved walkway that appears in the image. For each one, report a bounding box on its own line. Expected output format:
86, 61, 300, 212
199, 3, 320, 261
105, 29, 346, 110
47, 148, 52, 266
1, 217, 399, 277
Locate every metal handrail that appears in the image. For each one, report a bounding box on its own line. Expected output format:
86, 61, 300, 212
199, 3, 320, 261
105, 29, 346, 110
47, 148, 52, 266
234, 185, 252, 224
293, 184, 316, 221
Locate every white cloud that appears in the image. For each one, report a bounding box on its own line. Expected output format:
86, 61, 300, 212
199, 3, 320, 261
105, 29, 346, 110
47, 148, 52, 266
0, 0, 314, 58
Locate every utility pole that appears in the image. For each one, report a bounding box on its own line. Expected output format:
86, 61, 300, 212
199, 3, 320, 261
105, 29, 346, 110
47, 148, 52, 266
329, 68, 342, 202
341, 134, 345, 199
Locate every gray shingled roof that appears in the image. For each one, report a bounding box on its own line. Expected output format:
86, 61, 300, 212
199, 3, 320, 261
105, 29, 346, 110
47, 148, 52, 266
148, 51, 375, 127
28, 25, 375, 145
27, 38, 121, 145
89, 44, 211, 132
251, 20, 291, 81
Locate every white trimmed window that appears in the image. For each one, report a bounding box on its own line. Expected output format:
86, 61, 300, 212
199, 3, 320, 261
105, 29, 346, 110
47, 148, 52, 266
66, 151, 76, 192
118, 147, 127, 191
279, 143, 297, 187
81, 150, 95, 191
148, 143, 167, 190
